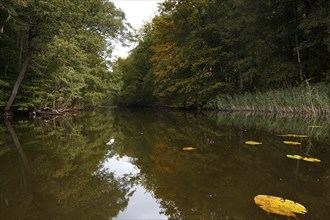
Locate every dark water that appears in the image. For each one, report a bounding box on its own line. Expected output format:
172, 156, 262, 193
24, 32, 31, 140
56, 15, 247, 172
0, 110, 329, 220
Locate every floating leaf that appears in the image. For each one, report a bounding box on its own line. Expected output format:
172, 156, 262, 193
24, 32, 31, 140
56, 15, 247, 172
278, 134, 308, 138
287, 155, 303, 160
258, 204, 297, 218
283, 141, 301, 145
182, 147, 196, 151
287, 155, 321, 163
302, 157, 321, 163
245, 141, 262, 145
254, 195, 307, 218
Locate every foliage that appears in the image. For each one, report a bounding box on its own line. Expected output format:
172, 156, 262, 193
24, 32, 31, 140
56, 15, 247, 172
0, 0, 130, 110
110, 0, 329, 109
109, 23, 156, 106
208, 83, 330, 114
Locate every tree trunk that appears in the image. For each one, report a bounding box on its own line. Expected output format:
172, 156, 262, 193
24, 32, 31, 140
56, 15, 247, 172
4, 120, 32, 174
295, 34, 303, 82
238, 63, 243, 90
293, 0, 304, 82
4, 42, 33, 112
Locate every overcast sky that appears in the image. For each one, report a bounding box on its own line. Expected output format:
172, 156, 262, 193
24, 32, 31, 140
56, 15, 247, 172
111, 0, 165, 58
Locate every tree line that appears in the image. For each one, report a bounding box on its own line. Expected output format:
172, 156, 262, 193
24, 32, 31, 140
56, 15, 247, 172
1, 0, 329, 112
111, 0, 329, 108
0, 0, 129, 113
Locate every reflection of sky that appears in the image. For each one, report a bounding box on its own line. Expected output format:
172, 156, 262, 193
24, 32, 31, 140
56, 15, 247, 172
101, 155, 167, 220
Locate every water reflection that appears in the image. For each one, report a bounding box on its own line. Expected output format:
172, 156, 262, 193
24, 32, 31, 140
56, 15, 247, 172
0, 113, 132, 220
101, 156, 166, 219
107, 109, 330, 220
0, 110, 329, 220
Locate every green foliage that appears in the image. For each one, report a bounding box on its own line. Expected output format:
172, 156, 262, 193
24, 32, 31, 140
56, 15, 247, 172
111, 0, 329, 109
208, 83, 330, 114
0, 0, 130, 109
110, 25, 156, 106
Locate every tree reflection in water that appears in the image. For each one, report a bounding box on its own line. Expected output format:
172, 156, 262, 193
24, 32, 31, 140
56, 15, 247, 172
0, 110, 329, 220
0, 112, 132, 220
108, 109, 330, 220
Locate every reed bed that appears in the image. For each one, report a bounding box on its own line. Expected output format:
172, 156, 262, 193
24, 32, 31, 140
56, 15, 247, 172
208, 83, 330, 115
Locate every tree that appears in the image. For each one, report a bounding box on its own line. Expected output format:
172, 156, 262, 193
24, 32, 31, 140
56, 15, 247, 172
110, 23, 156, 106
0, 0, 129, 112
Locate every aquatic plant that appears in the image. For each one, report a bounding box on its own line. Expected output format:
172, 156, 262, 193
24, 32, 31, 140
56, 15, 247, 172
208, 83, 330, 115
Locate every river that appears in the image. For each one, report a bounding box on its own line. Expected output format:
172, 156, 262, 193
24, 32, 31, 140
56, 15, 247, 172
0, 109, 329, 219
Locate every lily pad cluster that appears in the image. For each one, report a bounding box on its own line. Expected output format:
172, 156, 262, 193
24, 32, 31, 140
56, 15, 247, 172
287, 155, 321, 163
252, 129, 323, 219
279, 133, 321, 163
245, 133, 321, 163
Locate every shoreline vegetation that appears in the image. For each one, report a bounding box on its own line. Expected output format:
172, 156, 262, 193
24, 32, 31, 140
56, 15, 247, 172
1, 82, 329, 117
206, 83, 330, 115
1, 1, 329, 117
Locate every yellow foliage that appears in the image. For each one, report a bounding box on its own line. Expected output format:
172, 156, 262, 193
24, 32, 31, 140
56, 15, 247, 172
254, 195, 307, 218
182, 147, 196, 151
283, 141, 301, 145
244, 141, 262, 145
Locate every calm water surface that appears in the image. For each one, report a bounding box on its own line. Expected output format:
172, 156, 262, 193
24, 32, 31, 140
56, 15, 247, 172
0, 110, 329, 220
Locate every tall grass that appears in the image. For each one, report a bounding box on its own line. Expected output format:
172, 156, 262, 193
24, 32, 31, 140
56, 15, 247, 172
207, 83, 330, 115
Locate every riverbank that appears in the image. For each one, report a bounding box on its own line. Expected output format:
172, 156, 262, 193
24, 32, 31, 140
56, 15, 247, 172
0, 106, 98, 118
205, 83, 330, 115
1, 83, 329, 117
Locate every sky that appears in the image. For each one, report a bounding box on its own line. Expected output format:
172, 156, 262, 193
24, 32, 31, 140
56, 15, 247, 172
101, 155, 167, 219
111, 0, 165, 58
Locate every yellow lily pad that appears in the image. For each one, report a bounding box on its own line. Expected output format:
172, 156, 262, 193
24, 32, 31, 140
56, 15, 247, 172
278, 134, 308, 138
258, 204, 297, 218
283, 141, 301, 145
182, 147, 196, 151
287, 155, 321, 163
245, 141, 262, 145
287, 155, 303, 160
302, 157, 321, 163
254, 195, 307, 218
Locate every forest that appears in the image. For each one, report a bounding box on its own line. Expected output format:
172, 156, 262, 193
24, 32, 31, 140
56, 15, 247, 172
1, 0, 329, 114
0, 0, 130, 114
